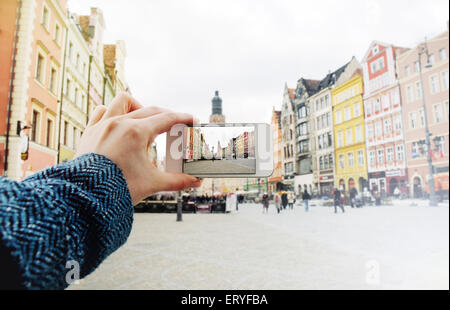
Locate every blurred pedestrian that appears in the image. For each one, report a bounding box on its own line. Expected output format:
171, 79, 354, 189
333, 188, 345, 213
281, 192, 288, 210
302, 189, 311, 212
275, 192, 281, 214
288, 193, 295, 210
262, 192, 269, 213
350, 187, 357, 208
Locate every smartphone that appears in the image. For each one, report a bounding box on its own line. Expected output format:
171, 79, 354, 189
165, 123, 273, 178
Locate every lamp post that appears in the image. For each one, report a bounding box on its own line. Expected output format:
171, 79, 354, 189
417, 40, 437, 207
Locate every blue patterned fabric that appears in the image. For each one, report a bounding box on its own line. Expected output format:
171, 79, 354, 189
0, 153, 133, 290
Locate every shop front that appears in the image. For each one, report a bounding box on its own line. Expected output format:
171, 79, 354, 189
319, 172, 334, 198
385, 169, 408, 195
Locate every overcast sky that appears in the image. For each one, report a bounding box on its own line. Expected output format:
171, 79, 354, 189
68, 0, 449, 158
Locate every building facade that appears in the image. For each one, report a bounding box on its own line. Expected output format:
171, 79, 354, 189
1, 0, 68, 180
362, 42, 410, 195
397, 29, 449, 198
268, 108, 282, 193
58, 12, 90, 163
309, 62, 349, 197
280, 84, 297, 191
332, 58, 368, 194
294, 78, 319, 196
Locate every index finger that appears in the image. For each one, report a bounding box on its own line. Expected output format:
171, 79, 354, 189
142, 111, 195, 136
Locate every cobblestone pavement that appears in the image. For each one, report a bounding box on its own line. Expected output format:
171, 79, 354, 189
184, 159, 255, 174
69, 201, 449, 290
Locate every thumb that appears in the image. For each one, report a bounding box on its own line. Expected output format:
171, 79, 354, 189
153, 170, 202, 192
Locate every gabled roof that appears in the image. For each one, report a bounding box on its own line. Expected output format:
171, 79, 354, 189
314, 60, 351, 93
297, 78, 320, 96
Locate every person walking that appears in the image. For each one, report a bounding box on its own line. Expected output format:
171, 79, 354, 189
288, 193, 295, 210
333, 188, 345, 213
262, 193, 269, 213
349, 187, 358, 208
275, 192, 281, 214
281, 192, 288, 210
302, 189, 311, 212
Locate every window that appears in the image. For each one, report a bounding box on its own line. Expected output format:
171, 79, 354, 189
436, 136, 446, 155
445, 100, 449, 119
35, 54, 44, 83
317, 116, 322, 129
74, 88, 79, 106
382, 94, 389, 109
439, 48, 447, 61
49, 68, 57, 94
46, 119, 53, 148
319, 157, 324, 170
365, 102, 372, 116
348, 153, 354, 168
73, 127, 77, 149
66, 79, 71, 97
416, 81, 423, 99
407, 86, 414, 102
318, 136, 323, 149
344, 107, 351, 121
428, 54, 435, 66
386, 147, 394, 163
337, 132, 344, 148
329, 154, 334, 167
367, 124, 373, 139
409, 112, 417, 129
339, 154, 345, 169
431, 75, 440, 94
336, 110, 342, 124
384, 119, 392, 133
54, 24, 60, 44
394, 115, 402, 131
374, 98, 380, 112
76, 54, 80, 70
41, 5, 49, 30
346, 128, 353, 145
397, 145, 404, 161
419, 109, 425, 127
31, 110, 40, 143
68, 42, 73, 60
377, 149, 385, 165
63, 121, 68, 145
375, 121, 382, 136
442, 71, 449, 90
369, 151, 375, 166
373, 46, 379, 55
354, 103, 361, 117
414, 61, 420, 72
355, 126, 363, 142
358, 150, 364, 166
405, 66, 411, 76
323, 155, 329, 169
434, 104, 443, 123
392, 89, 400, 106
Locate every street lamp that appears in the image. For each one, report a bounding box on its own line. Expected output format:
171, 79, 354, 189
417, 39, 437, 206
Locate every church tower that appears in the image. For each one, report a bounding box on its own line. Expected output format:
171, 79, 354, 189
209, 90, 225, 124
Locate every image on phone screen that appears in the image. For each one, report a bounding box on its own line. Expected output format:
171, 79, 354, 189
183, 125, 256, 175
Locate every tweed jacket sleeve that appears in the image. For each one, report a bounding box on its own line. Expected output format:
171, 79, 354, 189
0, 153, 133, 290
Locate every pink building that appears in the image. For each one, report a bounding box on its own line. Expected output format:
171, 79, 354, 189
362, 42, 409, 195
397, 28, 449, 199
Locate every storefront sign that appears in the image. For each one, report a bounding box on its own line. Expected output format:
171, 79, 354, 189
369, 171, 386, 179
386, 170, 403, 177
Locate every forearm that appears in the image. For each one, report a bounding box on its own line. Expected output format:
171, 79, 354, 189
0, 153, 133, 290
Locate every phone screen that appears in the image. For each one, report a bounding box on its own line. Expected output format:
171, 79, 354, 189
183, 125, 256, 175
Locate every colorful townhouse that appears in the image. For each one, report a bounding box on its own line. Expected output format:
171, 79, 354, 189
280, 84, 297, 191
1, 0, 68, 180
58, 12, 91, 163
361, 42, 410, 195
268, 108, 282, 193
332, 57, 369, 194
309, 61, 350, 197
293, 78, 319, 196
397, 28, 449, 199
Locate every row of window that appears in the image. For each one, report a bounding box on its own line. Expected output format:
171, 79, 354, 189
338, 150, 365, 169
41, 3, 62, 46
368, 145, 404, 167
318, 154, 334, 171
406, 71, 449, 102
336, 126, 364, 148
335, 85, 360, 105
314, 95, 331, 112
316, 112, 332, 130
404, 48, 447, 77
365, 89, 401, 116
317, 132, 333, 150
408, 101, 449, 129
366, 115, 403, 139
334, 102, 362, 124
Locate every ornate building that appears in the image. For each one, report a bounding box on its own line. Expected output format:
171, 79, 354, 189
209, 90, 225, 124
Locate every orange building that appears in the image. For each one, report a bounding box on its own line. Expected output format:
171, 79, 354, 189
0, 0, 67, 180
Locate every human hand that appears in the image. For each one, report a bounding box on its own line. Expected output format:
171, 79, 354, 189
76, 92, 202, 205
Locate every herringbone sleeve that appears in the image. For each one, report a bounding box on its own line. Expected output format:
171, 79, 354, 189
0, 153, 133, 290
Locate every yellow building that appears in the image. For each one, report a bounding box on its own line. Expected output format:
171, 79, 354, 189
332, 58, 368, 193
